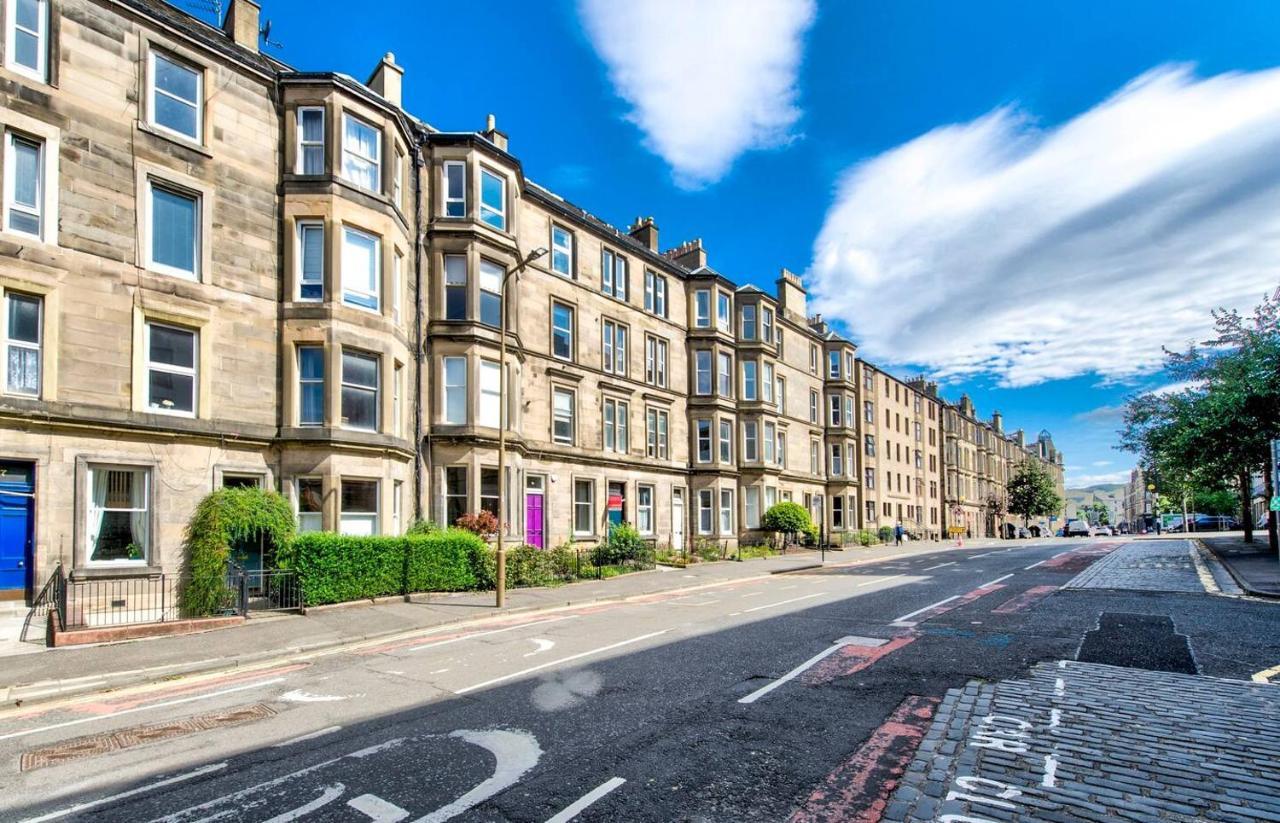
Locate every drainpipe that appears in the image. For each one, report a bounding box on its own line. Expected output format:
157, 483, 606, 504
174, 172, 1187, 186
411, 131, 425, 524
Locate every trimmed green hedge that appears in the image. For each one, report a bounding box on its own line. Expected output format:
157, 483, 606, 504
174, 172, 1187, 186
278, 528, 489, 606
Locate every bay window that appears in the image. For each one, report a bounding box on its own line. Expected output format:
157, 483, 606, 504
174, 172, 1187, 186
694, 350, 712, 395
296, 107, 325, 174
478, 359, 500, 427
719, 489, 734, 535
696, 419, 712, 463
342, 114, 381, 191
479, 258, 503, 328
297, 478, 323, 533
719, 419, 733, 463
480, 168, 506, 229
694, 290, 710, 327
341, 226, 380, 310
340, 349, 379, 430
297, 345, 324, 426
443, 161, 466, 217
297, 221, 324, 300
443, 356, 467, 424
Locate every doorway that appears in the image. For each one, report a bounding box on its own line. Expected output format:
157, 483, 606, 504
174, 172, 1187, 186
671, 488, 685, 551
0, 461, 35, 603
525, 476, 545, 549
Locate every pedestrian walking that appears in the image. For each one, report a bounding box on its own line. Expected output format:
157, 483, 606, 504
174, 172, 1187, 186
894, 522, 904, 546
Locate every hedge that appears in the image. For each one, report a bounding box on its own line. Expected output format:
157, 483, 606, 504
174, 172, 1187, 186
278, 528, 489, 606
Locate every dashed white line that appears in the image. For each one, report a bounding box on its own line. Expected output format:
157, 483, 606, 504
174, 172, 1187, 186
405, 615, 578, 652
1054, 677, 1066, 697
18, 763, 229, 822
455, 631, 670, 695
923, 562, 956, 571
742, 593, 822, 613
739, 637, 864, 704
891, 595, 959, 627
855, 574, 906, 588
544, 777, 627, 823
1049, 709, 1061, 728
1024, 560, 1046, 570
274, 726, 342, 748
1042, 754, 1059, 787
0, 677, 288, 742
980, 574, 1014, 588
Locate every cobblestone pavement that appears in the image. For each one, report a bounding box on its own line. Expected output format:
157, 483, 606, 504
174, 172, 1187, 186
886, 660, 1280, 822
1063, 539, 1206, 593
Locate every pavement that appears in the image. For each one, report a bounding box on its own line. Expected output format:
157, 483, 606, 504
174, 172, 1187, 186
1200, 533, 1280, 596
1, 535, 1277, 822
0, 538, 1004, 708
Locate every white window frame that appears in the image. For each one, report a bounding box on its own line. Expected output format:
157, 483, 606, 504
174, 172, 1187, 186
85, 465, 151, 566
762, 307, 774, 344
392, 362, 403, 436
603, 397, 629, 454
637, 484, 655, 535
719, 419, 733, 464
442, 355, 467, 424
3, 290, 40, 396
341, 113, 382, 192
551, 224, 574, 277
776, 430, 786, 467
694, 350, 712, 395
480, 167, 506, 230
809, 390, 818, 423
716, 292, 731, 332
646, 408, 669, 459
339, 478, 380, 536
717, 352, 732, 398
4, 130, 42, 238
296, 477, 323, 533
719, 489, 734, 535
698, 489, 714, 535
340, 349, 379, 431
743, 420, 758, 463
694, 290, 711, 327
745, 487, 760, 530
742, 360, 757, 401
602, 319, 627, 375
645, 335, 668, 388
478, 358, 501, 428
147, 50, 202, 143
341, 225, 381, 312
5, 0, 48, 81
553, 387, 575, 445
295, 106, 325, 174
763, 421, 776, 464
296, 220, 324, 301
696, 418, 712, 463
297, 344, 324, 426
145, 321, 198, 417
601, 247, 627, 300
831, 444, 844, 476
392, 250, 403, 324
442, 161, 466, 217
551, 302, 574, 362
145, 179, 201, 281
573, 479, 595, 536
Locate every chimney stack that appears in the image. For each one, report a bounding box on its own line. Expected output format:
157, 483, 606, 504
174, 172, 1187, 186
482, 113, 509, 151
663, 238, 706, 270
366, 52, 404, 107
628, 216, 659, 252
222, 0, 261, 53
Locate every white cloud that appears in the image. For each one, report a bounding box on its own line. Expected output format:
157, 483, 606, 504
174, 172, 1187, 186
1092, 460, 1113, 467
1066, 470, 1133, 488
809, 64, 1280, 387
578, 0, 815, 188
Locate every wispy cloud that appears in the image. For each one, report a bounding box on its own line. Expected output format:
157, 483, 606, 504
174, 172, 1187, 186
1073, 404, 1125, 424
1066, 470, 1133, 488
1092, 460, 1113, 467
809, 64, 1280, 387
578, 0, 815, 188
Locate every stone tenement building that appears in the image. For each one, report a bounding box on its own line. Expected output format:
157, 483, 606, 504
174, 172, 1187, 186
927, 391, 1066, 539
0, 0, 1060, 602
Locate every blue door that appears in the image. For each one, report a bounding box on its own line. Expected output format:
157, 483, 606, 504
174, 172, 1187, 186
0, 461, 35, 599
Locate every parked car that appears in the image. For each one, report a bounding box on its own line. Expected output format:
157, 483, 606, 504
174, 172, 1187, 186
1094, 525, 1113, 536
1016, 526, 1031, 539
1064, 519, 1090, 537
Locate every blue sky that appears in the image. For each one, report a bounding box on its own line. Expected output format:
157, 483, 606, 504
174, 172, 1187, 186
192, 0, 1280, 488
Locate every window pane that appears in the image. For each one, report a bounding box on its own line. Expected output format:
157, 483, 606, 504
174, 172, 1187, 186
88, 467, 149, 562
480, 170, 505, 229
155, 53, 198, 102
479, 259, 503, 327
153, 54, 199, 138
298, 347, 324, 425
8, 294, 39, 343
151, 185, 198, 275
341, 351, 378, 429
7, 347, 38, 394
444, 164, 465, 217
342, 228, 379, 308
299, 224, 324, 298
444, 357, 466, 423
11, 137, 39, 210
149, 324, 194, 368
149, 370, 194, 412
479, 360, 500, 427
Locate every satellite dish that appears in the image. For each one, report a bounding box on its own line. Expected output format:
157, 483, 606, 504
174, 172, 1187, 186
259, 19, 283, 49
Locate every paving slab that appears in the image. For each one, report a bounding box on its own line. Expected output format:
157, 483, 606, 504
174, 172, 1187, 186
885, 660, 1280, 822
1063, 539, 1206, 594
1201, 534, 1280, 597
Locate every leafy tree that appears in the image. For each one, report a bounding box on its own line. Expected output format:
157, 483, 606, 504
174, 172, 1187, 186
762, 502, 812, 544
1008, 460, 1063, 529
1120, 288, 1280, 550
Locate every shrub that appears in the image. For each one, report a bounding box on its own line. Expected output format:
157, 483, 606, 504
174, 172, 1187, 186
694, 537, 723, 562
878, 526, 894, 542
406, 519, 441, 536
858, 529, 878, 546
504, 544, 561, 588
592, 524, 645, 565
181, 487, 296, 617
762, 502, 812, 536
278, 528, 488, 606
455, 510, 498, 539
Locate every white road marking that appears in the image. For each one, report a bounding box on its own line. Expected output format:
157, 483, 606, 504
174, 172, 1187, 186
0, 677, 287, 742
1024, 560, 1046, 570
348, 793, 410, 822
968, 551, 999, 559
856, 574, 906, 588
740, 591, 766, 598
544, 777, 627, 823
262, 785, 345, 823
405, 616, 578, 653
274, 726, 342, 748
980, 574, 1014, 588
1041, 755, 1059, 787
280, 690, 353, 703
742, 593, 822, 613
455, 631, 671, 695
891, 595, 959, 627
778, 584, 798, 591
430, 668, 450, 674
1049, 709, 1061, 728
1054, 678, 1066, 697
923, 562, 956, 571
728, 611, 742, 616
415, 729, 542, 822
739, 636, 865, 704
1252, 663, 1280, 683
18, 763, 228, 823
524, 639, 556, 658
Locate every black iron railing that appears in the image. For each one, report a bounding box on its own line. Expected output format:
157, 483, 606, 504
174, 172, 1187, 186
60, 573, 189, 629
20, 562, 65, 644
240, 567, 303, 613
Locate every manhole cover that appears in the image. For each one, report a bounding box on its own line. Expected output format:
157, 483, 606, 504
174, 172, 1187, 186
21, 703, 276, 771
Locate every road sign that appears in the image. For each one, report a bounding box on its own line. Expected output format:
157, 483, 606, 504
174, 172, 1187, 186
1270, 496, 1280, 512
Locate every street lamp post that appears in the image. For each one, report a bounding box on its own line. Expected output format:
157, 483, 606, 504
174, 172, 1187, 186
496, 246, 548, 608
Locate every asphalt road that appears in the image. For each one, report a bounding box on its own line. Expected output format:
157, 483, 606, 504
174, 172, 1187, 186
2, 537, 1277, 822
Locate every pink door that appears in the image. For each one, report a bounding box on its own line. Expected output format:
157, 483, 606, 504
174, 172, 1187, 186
526, 491, 545, 549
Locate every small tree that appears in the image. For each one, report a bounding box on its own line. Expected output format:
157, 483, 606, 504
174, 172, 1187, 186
181, 487, 296, 616
762, 502, 812, 545
1007, 460, 1063, 530
455, 510, 498, 539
